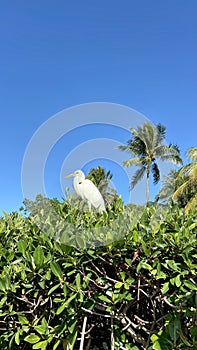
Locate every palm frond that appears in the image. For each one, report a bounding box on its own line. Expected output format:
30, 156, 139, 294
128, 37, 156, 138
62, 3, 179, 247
187, 164, 197, 181
157, 144, 182, 165
151, 162, 160, 184
142, 123, 154, 151
185, 192, 197, 213
106, 170, 113, 180
123, 157, 144, 167
141, 123, 155, 151
176, 164, 191, 178
187, 147, 197, 162
177, 163, 197, 180
117, 145, 131, 152
118, 138, 146, 157
154, 145, 169, 156
156, 169, 177, 202
155, 123, 166, 145
130, 124, 154, 154
156, 186, 174, 202
127, 129, 147, 156
130, 166, 146, 189
172, 180, 190, 201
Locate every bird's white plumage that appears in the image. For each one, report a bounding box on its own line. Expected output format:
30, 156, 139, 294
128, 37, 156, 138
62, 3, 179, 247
66, 170, 106, 212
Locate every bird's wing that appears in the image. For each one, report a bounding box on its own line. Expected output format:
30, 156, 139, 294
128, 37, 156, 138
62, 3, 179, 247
82, 179, 105, 210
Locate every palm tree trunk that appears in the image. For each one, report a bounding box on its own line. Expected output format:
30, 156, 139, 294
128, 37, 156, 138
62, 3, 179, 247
146, 172, 150, 204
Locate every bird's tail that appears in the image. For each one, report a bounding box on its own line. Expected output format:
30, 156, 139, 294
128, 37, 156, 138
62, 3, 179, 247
98, 199, 106, 212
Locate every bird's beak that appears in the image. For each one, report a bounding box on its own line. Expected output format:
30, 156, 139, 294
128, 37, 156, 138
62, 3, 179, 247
65, 173, 76, 178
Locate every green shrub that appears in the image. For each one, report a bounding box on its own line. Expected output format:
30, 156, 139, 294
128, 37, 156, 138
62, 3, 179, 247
0, 202, 196, 349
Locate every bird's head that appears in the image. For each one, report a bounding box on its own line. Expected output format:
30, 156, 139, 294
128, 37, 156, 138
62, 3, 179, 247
65, 170, 85, 178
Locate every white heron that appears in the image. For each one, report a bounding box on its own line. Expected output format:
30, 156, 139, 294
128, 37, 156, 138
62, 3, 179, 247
65, 170, 106, 212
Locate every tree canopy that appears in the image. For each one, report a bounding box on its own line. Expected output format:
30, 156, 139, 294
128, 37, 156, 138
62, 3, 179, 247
172, 147, 197, 213
118, 123, 182, 203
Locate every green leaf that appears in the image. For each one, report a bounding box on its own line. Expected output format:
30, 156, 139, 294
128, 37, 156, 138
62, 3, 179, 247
124, 282, 130, 290
76, 235, 85, 249
63, 283, 67, 297
38, 280, 45, 289
137, 261, 152, 272
141, 240, 150, 256
166, 260, 180, 271
120, 271, 126, 281
115, 281, 123, 289
125, 258, 132, 266
0, 278, 6, 291
50, 261, 63, 280
78, 292, 83, 303
189, 223, 196, 230
45, 270, 51, 280
34, 324, 47, 335
32, 340, 48, 350
180, 331, 193, 347
68, 320, 77, 333
18, 315, 29, 325
162, 282, 169, 294
18, 239, 27, 256
151, 334, 158, 343
126, 277, 135, 284
41, 317, 48, 328
48, 283, 60, 295
33, 246, 44, 268
184, 280, 197, 291
153, 340, 163, 350
98, 294, 111, 304
190, 326, 197, 339
69, 329, 78, 349
133, 230, 139, 242
156, 271, 167, 279
56, 293, 77, 315
75, 273, 81, 291
24, 334, 40, 344
0, 296, 7, 307
56, 302, 67, 315
170, 277, 175, 286
15, 331, 20, 345
54, 297, 63, 303
53, 340, 61, 350
168, 316, 181, 342
174, 275, 181, 287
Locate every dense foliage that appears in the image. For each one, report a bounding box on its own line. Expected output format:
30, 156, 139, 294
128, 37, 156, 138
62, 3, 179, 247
157, 148, 197, 213
173, 147, 197, 213
0, 199, 197, 350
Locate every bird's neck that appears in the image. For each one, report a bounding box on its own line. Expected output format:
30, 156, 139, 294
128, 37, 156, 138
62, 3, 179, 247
74, 175, 84, 185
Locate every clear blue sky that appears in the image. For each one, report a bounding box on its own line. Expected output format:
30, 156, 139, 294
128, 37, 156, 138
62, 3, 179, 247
0, 0, 197, 214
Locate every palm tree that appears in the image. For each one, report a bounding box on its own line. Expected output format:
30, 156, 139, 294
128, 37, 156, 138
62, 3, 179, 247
87, 166, 112, 188
118, 122, 182, 203
172, 147, 197, 213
